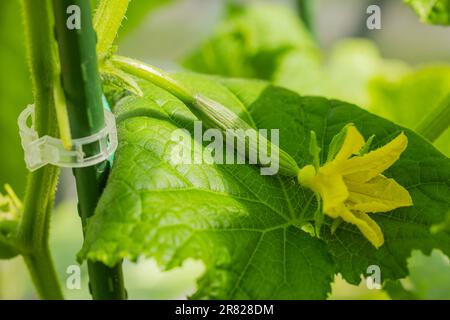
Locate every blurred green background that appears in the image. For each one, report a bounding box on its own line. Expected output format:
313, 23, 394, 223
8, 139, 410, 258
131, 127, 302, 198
0, 0, 449, 299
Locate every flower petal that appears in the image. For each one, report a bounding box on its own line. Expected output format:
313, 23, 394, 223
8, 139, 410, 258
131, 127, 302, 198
328, 204, 384, 248
315, 168, 349, 213
352, 212, 385, 249
334, 124, 365, 161
345, 175, 413, 213
341, 132, 408, 182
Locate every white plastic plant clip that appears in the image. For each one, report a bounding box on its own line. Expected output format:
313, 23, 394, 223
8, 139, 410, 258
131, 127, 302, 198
18, 104, 118, 172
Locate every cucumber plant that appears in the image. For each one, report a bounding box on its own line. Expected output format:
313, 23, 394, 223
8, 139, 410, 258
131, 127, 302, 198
0, 0, 449, 300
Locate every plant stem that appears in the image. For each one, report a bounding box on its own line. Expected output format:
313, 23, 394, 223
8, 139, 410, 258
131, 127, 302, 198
112, 55, 194, 103
52, 0, 126, 299
296, 0, 315, 35
18, 0, 63, 300
94, 0, 131, 60
416, 93, 450, 142
23, 248, 64, 299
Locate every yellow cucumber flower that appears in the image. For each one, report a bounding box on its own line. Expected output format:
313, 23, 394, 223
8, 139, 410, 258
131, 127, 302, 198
298, 125, 413, 248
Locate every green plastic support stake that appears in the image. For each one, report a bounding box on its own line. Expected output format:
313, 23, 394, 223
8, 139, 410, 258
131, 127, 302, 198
52, 0, 126, 300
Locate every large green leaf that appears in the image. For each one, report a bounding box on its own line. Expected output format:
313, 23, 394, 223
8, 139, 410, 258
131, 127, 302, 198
183, 3, 319, 80
369, 65, 450, 155
181, 2, 450, 151
404, 0, 450, 25
276, 43, 450, 156
181, 3, 408, 105
79, 74, 449, 299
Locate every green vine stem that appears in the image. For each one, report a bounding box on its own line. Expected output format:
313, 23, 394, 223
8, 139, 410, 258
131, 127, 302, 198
94, 0, 131, 60
112, 56, 194, 103
52, 0, 126, 299
18, 0, 63, 300
416, 93, 450, 142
